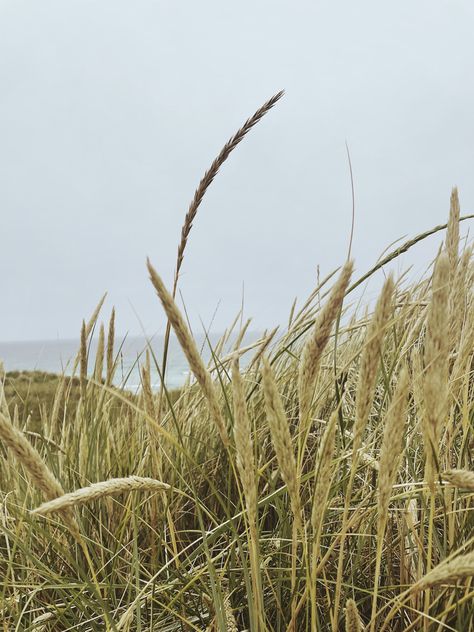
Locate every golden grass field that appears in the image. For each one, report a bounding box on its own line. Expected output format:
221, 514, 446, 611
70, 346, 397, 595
1, 93, 474, 631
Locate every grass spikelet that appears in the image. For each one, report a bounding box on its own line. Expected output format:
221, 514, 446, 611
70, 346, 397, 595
232, 358, 264, 624
449, 246, 473, 357
334, 274, 395, 626
80, 320, 87, 398
147, 259, 229, 447
84, 293, 107, 339
345, 598, 363, 632
423, 252, 450, 490
141, 351, 156, 420
32, 476, 170, 516
0, 411, 79, 535
443, 469, 474, 491
371, 367, 409, 630
298, 260, 353, 427
446, 187, 460, 280
232, 359, 257, 527
352, 274, 395, 457
451, 302, 474, 398
106, 307, 116, 386
159, 91, 284, 387
411, 551, 474, 591
223, 588, 239, 632
311, 410, 338, 541
376, 367, 410, 536
93, 323, 105, 384
174, 91, 284, 283
262, 357, 301, 529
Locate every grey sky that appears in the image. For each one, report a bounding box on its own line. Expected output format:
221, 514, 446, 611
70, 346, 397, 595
1, 1, 473, 342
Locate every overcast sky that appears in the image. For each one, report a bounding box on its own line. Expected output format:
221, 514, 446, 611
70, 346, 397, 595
1, 0, 473, 342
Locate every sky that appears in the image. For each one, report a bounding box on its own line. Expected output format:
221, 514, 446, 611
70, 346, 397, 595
0, 0, 473, 342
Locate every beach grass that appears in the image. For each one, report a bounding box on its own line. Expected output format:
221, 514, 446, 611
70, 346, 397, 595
1, 94, 474, 631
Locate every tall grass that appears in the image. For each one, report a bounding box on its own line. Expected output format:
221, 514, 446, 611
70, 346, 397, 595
1, 95, 474, 631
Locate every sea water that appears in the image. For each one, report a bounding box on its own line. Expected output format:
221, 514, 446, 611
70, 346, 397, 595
0, 332, 262, 392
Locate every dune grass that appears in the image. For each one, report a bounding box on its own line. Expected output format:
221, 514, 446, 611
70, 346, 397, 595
1, 94, 474, 631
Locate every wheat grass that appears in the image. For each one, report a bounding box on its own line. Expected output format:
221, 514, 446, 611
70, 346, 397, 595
262, 357, 301, 529
345, 598, 363, 632
411, 551, 474, 591
443, 469, 474, 491
446, 187, 460, 280
106, 307, 115, 386
93, 323, 105, 384
0, 411, 79, 535
147, 259, 229, 447
423, 252, 450, 490
371, 367, 409, 630
352, 274, 395, 457
298, 260, 353, 427
32, 476, 170, 516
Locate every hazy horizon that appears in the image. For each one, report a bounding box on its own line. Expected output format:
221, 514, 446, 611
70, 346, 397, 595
1, 1, 474, 342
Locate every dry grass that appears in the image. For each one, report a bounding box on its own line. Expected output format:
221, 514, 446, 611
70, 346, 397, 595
0, 96, 473, 631
32, 476, 170, 516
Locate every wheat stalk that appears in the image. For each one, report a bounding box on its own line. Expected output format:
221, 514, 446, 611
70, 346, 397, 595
311, 410, 338, 540
160, 91, 284, 385
106, 307, 116, 386
423, 252, 449, 490
411, 551, 474, 591
93, 323, 105, 384
298, 260, 353, 427
147, 260, 229, 447
345, 598, 363, 632
371, 367, 409, 631
377, 367, 410, 536
80, 320, 87, 398
0, 411, 79, 536
443, 469, 474, 491
232, 359, 257, 526
262, 357, 301, 529
446, 187, 460, 281
174, 91, 284, 284
32, 476, 170, 516
352, 274, 395, 458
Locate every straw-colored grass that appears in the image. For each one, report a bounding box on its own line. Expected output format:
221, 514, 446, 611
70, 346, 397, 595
1, 95, 473, 631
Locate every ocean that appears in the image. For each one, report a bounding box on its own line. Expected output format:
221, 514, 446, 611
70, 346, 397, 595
0, 332, 262, 391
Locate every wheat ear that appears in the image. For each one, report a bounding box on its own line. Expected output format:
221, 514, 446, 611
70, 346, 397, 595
371, 367, 409, 631
262, 357, 301, 529
298, 260, 353, 426
443, 469, 474, 491
93, 323, 105, 383
174, 91, 284, 283
106, 307, 116, 386
353, 274, 395, 458
147, 259, 229, 446
232, 359, 257, 526
345, 598, 363, 632
32, 476, 170, 516
0, 411, 79, 535
423, 252, 449, 491
311, 410, 338, 540
377, 367, 410, 537
446, 187, 460, 281
411, 551, 474, 592
80, 320, 87, 398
